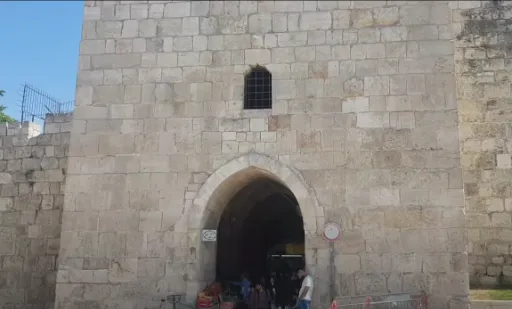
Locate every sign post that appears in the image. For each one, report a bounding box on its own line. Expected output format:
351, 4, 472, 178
323, 222, 341, 305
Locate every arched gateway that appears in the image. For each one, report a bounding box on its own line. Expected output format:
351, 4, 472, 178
185, 153, 326, 303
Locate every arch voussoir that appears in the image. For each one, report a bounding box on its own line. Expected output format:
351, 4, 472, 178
185, 152, 321, 300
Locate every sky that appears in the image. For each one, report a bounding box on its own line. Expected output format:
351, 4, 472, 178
0, 1, 83, 122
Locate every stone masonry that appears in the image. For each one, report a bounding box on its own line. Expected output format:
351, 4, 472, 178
456, 1, 512, 288
0, 114, 71, 309
55, 1, 474, 309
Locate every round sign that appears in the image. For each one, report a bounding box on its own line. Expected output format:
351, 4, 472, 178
323, 222, 341, 241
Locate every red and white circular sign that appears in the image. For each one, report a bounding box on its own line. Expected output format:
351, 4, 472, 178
323, 222, 341, 241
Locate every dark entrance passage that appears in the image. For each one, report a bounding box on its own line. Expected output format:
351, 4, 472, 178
216, 178, 305, 283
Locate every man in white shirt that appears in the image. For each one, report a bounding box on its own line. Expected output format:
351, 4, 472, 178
296, 269, 313, 309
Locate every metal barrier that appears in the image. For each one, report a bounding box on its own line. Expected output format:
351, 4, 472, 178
162, 292, 428, 309
19, 83, 74, 123
335, 292, 428, 309
162, 294, 203, 309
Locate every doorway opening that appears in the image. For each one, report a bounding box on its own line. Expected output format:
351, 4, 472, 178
215, 177, 305, 285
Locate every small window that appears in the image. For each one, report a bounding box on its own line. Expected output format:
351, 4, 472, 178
244, 66, 272, 110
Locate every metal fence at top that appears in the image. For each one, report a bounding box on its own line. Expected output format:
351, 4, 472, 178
19, 83, 75, 123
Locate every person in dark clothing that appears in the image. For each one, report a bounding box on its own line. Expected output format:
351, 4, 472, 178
290, 272, 302, 307
274, 272, 293, 309
250, 282, 272, 309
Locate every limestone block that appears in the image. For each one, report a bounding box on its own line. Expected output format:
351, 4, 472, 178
360, 253, 391, 273
373, 7, 399, 26
0, 197, 13, 211
356, 112, 390, 128
272, 131, 295, 155
248, 14, 271, 34
80, 40, 106, 55
246, 119, 266, 133
278, 32, 307, 47
226, 35, 252, 51
389, 112, 414, 129
391, 253, 421, 272
369, 188, 399, 206
232, 2, 255, 15
59, 231, 99, 258
349, 9, 372, 28
99, 233, 127, 258
137, 258, 166, 278
364, 76, 389, 95
490, 213, 511, 227
384, 207, 421, 229
260, 132, 277, 143
62, 212, 98, 231
501, 266, 512, 277
354, 273, 387, 295
199, 17, 218, 36
342, 97, 369, 113
0, 233, 15, 255
164, 2, 191, 18
191, 1, 209, 17
274, 80, 297, 100
328, 10, 349, 29
109, 258, 138, 283
244, 49, 270, 65
299, 12, 332, 31
92, 54, 141, 70
365, 229, 401, 253
358, 28, 380, 44
485, 199, 504, 212
423, 253, 451, 273
297, 1, 320, 11
216, 15, 246, 35
398, 4, 431, 26
497, 154, 512, 169
130, 4, 148, 20
270, 48, 293, 65
335, 254, 361, 274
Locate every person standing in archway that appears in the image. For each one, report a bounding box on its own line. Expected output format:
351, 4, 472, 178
274, 261, 293, 309
231, 273, 252, 305
296, 269, 313, 309
250, 282, 272, 309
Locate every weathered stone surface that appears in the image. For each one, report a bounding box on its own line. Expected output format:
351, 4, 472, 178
0, 115, 70, 309
455, 1, 512, 288
14, 1, 507, 308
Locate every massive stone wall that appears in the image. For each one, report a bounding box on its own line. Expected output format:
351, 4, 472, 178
58, 1, 467, 309
456, 0, 512, 288
0, 115, 70, 309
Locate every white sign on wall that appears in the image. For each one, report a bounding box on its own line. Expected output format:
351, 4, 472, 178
201, 229, 217, 242
323, 222, 341, 242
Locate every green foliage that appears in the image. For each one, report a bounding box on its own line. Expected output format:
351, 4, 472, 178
0, 89, 16, 123
471, 289, 512, 300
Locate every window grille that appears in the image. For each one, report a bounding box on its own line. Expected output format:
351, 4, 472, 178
244, 66, 272, 110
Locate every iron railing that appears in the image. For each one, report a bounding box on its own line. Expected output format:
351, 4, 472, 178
19, 83, 74, 123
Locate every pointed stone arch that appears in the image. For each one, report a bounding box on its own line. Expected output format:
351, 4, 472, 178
185, 153, 325, 300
